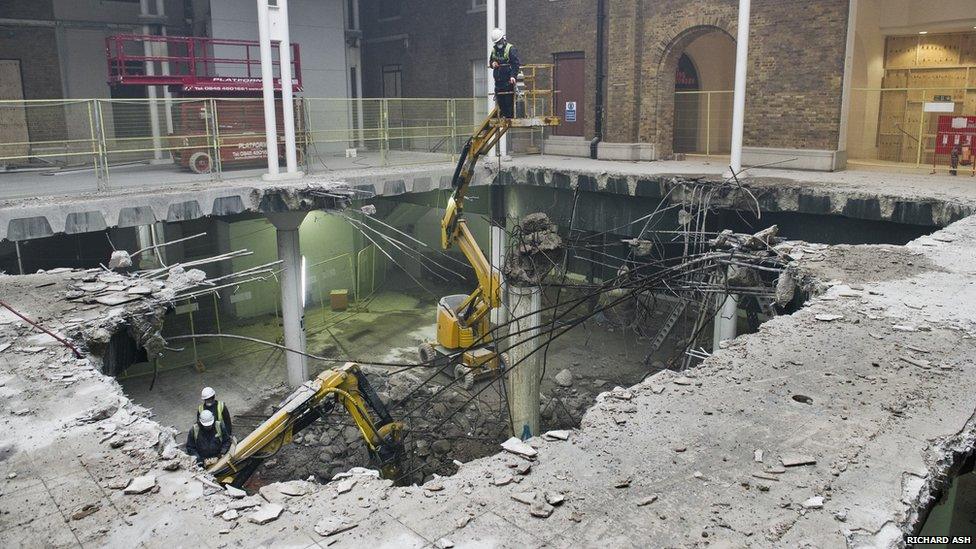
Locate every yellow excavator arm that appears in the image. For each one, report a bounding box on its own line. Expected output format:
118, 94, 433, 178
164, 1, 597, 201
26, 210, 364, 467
208, 363, 404, 487
440, 107, 510, 329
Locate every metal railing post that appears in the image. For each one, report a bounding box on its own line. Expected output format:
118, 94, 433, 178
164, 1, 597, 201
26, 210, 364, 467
381, 98, 390, 166
209, 98, 222, 179
705, 92, 711, 157
86, 100, 102, 188
448, 98, 457, 161
915, 106, 925, 168
95, 100, 110, 190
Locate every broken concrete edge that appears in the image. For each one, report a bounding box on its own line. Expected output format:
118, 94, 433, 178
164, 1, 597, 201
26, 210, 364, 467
3, 221, 975, 546
0, 166, 456, 242
481, 164, 975, 227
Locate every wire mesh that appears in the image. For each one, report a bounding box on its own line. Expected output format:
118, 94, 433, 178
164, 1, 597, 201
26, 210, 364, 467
0, 100, 100, 169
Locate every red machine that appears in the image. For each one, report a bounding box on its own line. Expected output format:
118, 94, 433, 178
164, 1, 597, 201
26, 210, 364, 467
105, 34, 304, 173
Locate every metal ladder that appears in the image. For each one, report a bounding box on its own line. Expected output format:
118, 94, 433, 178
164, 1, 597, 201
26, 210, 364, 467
649, 300, 688, 352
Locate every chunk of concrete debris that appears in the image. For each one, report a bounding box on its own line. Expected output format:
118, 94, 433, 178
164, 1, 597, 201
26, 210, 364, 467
650, 384, 666, 394
530, 500, 555, 518
781, 454, 817, 467
221, 509, 240, 521
108, 251, 132, 270
493, 474, 513, 486
248, 503, 284, 525
754, 449, 764, 463
423, 480, 444, 492
435, 538, 455, 549
543, 430, 570, 441
278, 481, 309, 497
314, 515, 357, 537
801, 496, 824, 509
512, 491, 538, 505
225, 485, 246, 499
637, 495, 658, 507
501, 437, 537, 458
554, 369, 574, 387
123, 475, 156, 494
814, 314, 844, 322
336, 478, 357, 494
614, 478, 631, 488
673, 377, 694, 386
545, 492, 565, 506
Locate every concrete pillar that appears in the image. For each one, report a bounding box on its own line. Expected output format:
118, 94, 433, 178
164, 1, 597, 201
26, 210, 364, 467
506, 284, 542, 440
712, 273, 737, 351
268, 212, 309, 387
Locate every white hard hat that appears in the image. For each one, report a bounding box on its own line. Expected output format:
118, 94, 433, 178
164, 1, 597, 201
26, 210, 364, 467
490, 28, 505, 44
199, 409, 215, 427
201, 387, 216, 400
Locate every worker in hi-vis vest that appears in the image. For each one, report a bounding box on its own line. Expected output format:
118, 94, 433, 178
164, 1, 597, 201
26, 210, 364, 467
186, 410, 230, 467
198, 386, 232, 438
489, 28, 521, 119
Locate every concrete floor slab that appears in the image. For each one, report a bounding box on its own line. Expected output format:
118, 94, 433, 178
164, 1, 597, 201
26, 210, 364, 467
2, 178, 976, 546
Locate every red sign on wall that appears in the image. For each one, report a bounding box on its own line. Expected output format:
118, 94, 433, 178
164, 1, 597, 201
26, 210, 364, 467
935, 115, 976, 155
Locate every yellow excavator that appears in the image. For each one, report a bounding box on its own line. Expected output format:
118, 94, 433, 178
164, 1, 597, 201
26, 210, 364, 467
418, 65, 558, 389
207, 363, 404, 487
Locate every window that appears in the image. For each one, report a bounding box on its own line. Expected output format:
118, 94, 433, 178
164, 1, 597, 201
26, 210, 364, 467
350, 67, 359, 99
382, 65, 402, 98
470, 0, 487, 13
471, 59, 488, 97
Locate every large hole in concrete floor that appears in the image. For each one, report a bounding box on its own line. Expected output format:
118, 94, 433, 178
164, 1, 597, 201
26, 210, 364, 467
93, 184, 941, 487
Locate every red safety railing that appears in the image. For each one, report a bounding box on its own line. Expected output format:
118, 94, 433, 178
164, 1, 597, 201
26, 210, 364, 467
105, 34, 302, 93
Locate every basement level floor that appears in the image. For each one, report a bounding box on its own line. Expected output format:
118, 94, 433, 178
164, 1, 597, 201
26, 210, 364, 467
120, 288, 678, 445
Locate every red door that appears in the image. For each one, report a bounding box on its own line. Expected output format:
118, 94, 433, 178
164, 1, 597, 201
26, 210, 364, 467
554, 52, 585, 136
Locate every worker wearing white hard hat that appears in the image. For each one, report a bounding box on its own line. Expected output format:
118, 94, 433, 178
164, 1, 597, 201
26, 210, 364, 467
197, 386, 233, 438
186, 409, 230, 467
489, 28, 521, 119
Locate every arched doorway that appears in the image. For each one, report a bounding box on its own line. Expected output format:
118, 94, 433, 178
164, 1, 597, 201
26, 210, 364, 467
649, 24, 735, 158
670, 30, 735, 155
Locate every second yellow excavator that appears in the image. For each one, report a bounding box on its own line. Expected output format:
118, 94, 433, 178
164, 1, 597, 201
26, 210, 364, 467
418, 65, 558, 389
208, 363, 404, 487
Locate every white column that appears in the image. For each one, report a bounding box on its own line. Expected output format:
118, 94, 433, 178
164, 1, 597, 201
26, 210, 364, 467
490, 224, 506, 326
155, 0, 174, 135
257, 0, 280, 178
275, 0, 301, 175
268, 212, 309, 388
141, 0, 165, 163
506, 284, 542, 439
712, 269, 738, 351
486, 0, 495, 122
728, 0, 751, 175
498, 0, 508, 156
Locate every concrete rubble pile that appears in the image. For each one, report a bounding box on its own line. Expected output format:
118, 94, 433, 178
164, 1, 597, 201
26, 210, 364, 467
503, 212, 565, 286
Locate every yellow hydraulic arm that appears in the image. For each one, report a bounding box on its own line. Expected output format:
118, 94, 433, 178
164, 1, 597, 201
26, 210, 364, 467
440, 107, 511, 330
208, 363, 404, 487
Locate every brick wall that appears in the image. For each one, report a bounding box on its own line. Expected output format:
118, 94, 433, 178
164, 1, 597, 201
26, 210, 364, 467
360, 0, 484, 98
362, 0, 852, 155
0, 17, 67, 142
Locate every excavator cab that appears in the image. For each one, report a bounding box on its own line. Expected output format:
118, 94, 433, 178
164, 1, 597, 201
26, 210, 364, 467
418, 64, 559, 389
208, 363, 404, 487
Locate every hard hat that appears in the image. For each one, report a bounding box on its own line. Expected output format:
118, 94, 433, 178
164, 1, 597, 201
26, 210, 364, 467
201, 387, 216, 400
199, 409, 215, 427
490, 28, 505, 44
